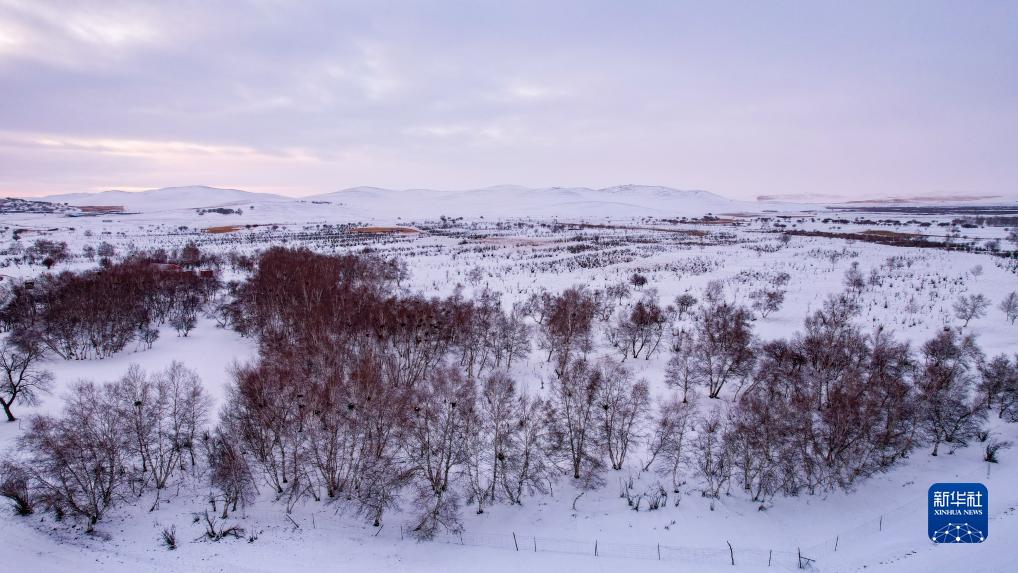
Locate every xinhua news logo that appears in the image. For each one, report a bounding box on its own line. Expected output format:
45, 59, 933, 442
928, 483, 988, 544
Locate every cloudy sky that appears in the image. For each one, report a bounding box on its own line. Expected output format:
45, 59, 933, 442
0, 1, 1015, 200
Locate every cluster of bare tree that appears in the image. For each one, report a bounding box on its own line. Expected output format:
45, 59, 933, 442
223, 346, 658, 537
214, 248, 552, 536
693, 295, 1018, 508
722, 295, 915, 502
217, 250, 1018, 529
0, 259, 218, 358
6, 247, 1017, 538
24, 239, 70, 268
548, 358, 650, 482
215, 250, 686, 536
222, 346, 562, 538
3, 363, 210, 531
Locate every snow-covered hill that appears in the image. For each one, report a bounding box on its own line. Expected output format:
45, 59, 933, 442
45, 186, 292, 212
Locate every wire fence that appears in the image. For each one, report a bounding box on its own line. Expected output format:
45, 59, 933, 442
299, 492, 1018, 572
392, 526, 810, 570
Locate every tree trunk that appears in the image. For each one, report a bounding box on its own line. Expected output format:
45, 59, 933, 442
1, 400, 14, 422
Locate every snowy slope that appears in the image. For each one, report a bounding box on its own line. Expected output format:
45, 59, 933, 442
0, 204, 1016, 573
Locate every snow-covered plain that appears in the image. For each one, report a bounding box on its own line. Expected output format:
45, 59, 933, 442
1, 186, 1017, 572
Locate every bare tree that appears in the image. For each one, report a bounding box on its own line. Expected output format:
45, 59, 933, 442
683, 299, 756, 399
664, 331, 697, 403
96, 241, 116, 258
169, 292, 202, 336
0, 338, 53, 422
980, 354, 1018, 421
112, 362, 210, 508
694, 408, 731, 510
629, 273, 648, 289
538, 287, 597, 377
672, 293, 697, 320
222, 359, 311, 507
725, 394, 791, 504
460, 369, 554, 511
999, 291, 1018, 325
548, 359, 603, 481
953, 294, 991, 327
490, 303, 531, 369
179, 242, 202, 268
204, 430, 257, 519
916, 329, 987, 455
606, 282, 631, 307
606, 291, 669, 360
843, 262, 865, 292
0, 461, 33, 515
748, 287, 786, 319
462, 370, 516, 514
405, 366, 473, 539
500, 394, 554, 504
18, 381, 128, 531
596, 359, 649, 470
643, 394, 697, 494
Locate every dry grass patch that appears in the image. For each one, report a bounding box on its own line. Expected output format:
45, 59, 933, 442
205, 225, 245, 234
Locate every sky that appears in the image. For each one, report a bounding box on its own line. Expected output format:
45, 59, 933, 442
0, 0, 1016, 200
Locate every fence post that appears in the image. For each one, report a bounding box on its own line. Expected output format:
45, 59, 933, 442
834, 535, 839, 552
768, 549, 772, 567
879, 516, 883, 531
513, 532, 519, 551
798, 547, 802, 570
533, 536, 537, 552
727, 541, 734, 566
595, 540, 598, 557
657, 543, 661, 560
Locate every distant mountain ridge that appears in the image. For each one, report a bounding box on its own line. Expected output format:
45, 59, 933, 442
41, 184, 743, 218
46, 185, 291, 211
40, 185, 1018, 217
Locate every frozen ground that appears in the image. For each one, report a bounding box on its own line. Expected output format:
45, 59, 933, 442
1, 187, 1016, 572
